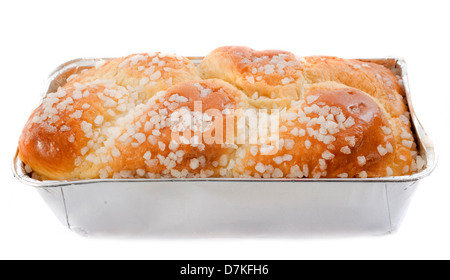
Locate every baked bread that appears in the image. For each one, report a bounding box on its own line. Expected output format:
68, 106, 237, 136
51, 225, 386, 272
18, 47, 425, 180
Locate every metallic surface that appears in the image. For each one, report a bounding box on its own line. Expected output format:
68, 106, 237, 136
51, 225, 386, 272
12, 57, 437, 237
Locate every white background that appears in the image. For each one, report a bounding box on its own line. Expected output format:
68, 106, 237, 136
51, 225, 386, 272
1, 0, 449, 260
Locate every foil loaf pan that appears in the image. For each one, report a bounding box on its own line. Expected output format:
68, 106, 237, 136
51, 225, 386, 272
12, 57, 437, 237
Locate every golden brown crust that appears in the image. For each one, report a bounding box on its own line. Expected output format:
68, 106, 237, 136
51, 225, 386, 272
19, 53, 201, 180
18, 47, 422, 180
19, 83, 135, 179
234, 85, 395, 178
302, 56, 406, 117
67, 53, 201, 100
199, 46, 305, 100
103, 79, 247, 179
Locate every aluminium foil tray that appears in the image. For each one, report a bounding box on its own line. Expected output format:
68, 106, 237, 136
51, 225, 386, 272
12, 57, 437, 237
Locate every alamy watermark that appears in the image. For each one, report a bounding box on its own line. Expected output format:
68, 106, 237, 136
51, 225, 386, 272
169, 101, 281, 155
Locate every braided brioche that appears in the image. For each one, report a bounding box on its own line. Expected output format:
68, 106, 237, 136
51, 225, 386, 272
19, 47, 425, 180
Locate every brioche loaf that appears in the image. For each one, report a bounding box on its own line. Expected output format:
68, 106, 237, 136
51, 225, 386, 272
19, 47, 425, 180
